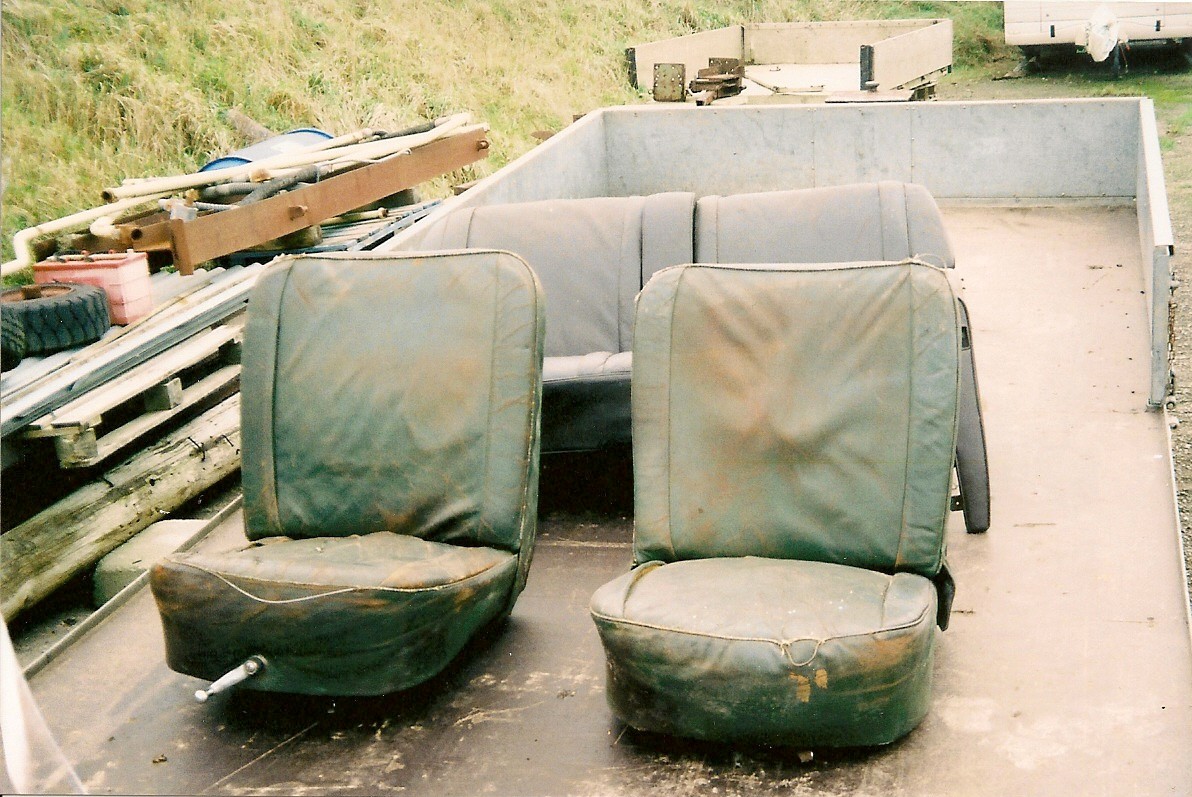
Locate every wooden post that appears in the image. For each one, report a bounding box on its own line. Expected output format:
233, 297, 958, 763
0, 396, 242, 622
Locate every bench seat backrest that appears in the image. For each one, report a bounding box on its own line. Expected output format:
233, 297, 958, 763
694, 182, 954, 268
418, 194, 695, 357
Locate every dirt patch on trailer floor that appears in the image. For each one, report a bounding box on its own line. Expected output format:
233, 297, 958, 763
937, 43, 1192, 597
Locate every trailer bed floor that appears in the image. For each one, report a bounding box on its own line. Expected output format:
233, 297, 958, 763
27, 206, 1192, 796
741, 63, 860, 96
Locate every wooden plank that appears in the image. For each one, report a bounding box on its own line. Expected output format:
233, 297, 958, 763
23, 323, 242, 434
89, 362, 240, 465
1, 267, 257, 438
143, 377, 183, 412
44, 363, 239, 469
50, 427, 98, 468
0, 395, 242, 622
24, 327, 242, 469
169, 129, 489, 273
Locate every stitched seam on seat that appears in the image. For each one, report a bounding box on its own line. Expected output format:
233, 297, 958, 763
514, 257, 543, 595
688, 262, 911, 276
639, 198, 647, 297
936, 292, 964, 567
616, 560, 665, 615
460, 207, 477, 248
879, 575, 894, 628
181, 557, 508, 602
620, 201, 637, 352
713, 197, 721, 262
481, 256, 501, 544
266, 264, 296, 538
664, 268, 684, 562
895, 268, 915, 569
590, 603, 932, 644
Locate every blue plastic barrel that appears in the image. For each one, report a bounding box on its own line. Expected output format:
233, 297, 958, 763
200, 128, 334, 172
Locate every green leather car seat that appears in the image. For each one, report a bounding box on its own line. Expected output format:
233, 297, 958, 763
590, 261, 960, 747
694, 181, 989, 534
151, 251, 544, 697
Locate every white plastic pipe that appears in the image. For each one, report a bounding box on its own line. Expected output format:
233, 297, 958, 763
1, 191, 173, 277
102, 114, 473, 201
107, 127, 378, 200
318, 118, 480, 170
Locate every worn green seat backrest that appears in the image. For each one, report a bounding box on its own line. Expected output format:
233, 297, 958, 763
240, 251, 545, 555
631, 261, 959, 577
418, 194, 695, 358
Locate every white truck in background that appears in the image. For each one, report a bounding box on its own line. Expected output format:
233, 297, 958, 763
1004, 2, 1192, 74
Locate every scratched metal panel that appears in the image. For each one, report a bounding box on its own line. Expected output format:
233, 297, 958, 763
384, 113, 611, 251
908, 99, 1138, 200
604, 106, 817, 196
389, 99, 1149, 251
810, 104, 915, 186
1136, 98, 1177, 406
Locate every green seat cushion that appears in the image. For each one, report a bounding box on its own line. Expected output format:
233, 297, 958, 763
590, 556, 937, 747
151, 533, 519, 696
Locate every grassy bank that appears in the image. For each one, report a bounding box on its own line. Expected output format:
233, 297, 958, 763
0, 0, 1009, 261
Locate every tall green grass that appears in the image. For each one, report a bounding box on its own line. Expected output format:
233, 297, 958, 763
0, 0, 1009, 261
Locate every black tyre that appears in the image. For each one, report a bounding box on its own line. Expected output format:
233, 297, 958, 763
1, 309, 26, 371
1, 283, 111, 356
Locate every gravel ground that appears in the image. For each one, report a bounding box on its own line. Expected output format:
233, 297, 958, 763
938, 43, 1192, 604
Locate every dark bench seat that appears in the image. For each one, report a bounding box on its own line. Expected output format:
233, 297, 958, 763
415, 181, 989, 531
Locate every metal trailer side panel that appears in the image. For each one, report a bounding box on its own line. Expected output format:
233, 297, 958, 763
868, 18, 952, 90
603, 106, 819, 195
591, 101, 1138, 201
382, 100, 1146, 206
743, 20, 937, 65
625, 26, 745, 93
396, 112, 611, 250
380, 100, 1170, 401
807, 105, 914, 185
905, 99, 1137, 200
1137, 98, 1177, 407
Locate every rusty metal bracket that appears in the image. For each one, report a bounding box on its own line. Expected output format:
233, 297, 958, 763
653, 63, 687, 102
688, 58, 744, 103
707, 57, 744, 76
154, 129, 489, 275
